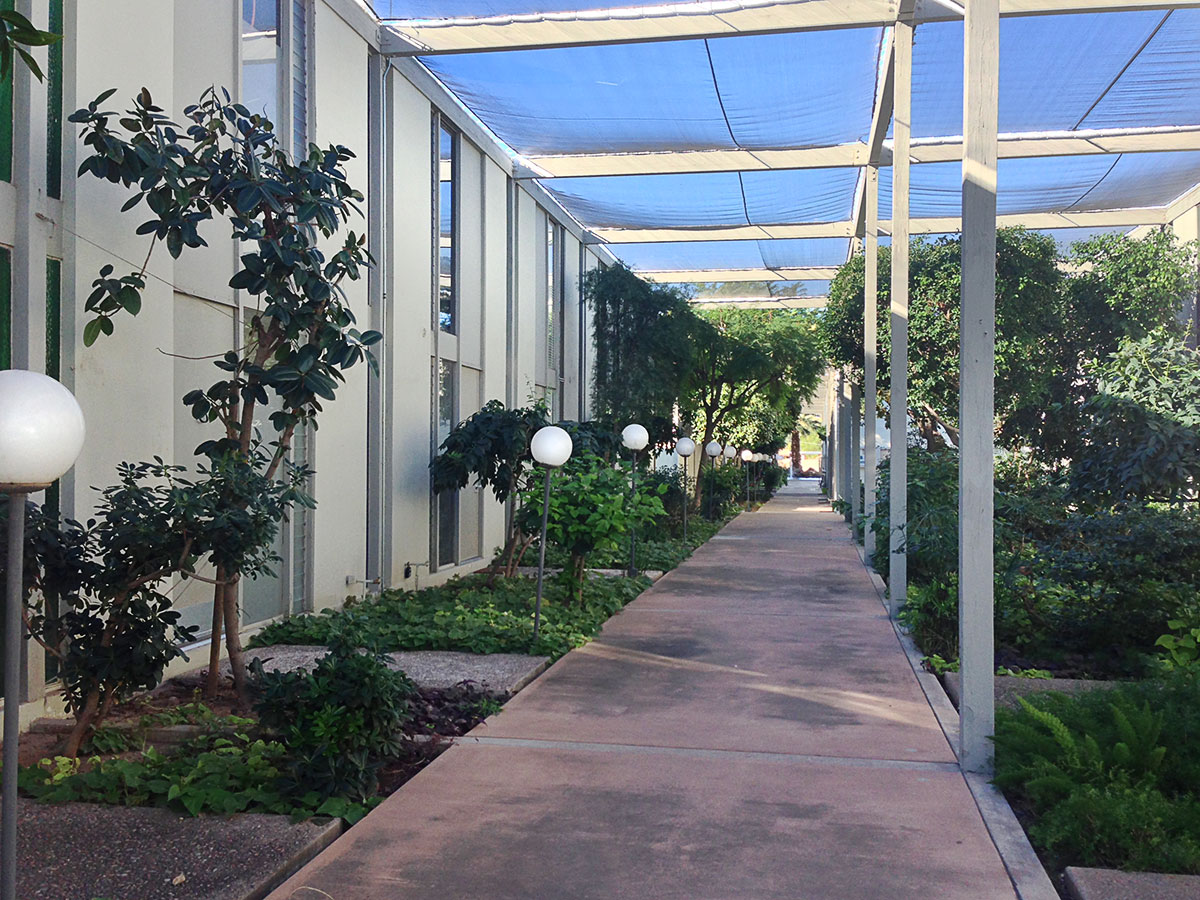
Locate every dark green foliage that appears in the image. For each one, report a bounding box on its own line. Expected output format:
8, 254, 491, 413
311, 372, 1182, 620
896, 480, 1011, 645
252, 573, 647, 661
1073, 332, 1200, 504
585, 265, 696, 447
0, 7, 60, 81
876, 448, 1200, 676
11, 455, 304, 755
518, 452, 666, 600
993, 675, 1200, 873
820, 229, 1196, 460
19, 732, 376, 823
431, 399, 547, 503
252, 639, 416, 803
70, 86, 378, 700
684, 308, 824, 455
700, 462, 747, 519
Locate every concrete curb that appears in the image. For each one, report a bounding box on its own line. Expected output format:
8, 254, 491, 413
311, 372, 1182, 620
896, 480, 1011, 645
850, 536, 1060, 900
243, 819, 344, 900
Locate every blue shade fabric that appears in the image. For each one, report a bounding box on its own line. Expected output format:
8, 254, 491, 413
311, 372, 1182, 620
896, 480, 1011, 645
879, 153, 1200, 220
420, 27, 882, 156
374, 1, 631, 17
541, 168, 860, 228
611, 239, 850, 272
1082, 11, 1200, 131
909, 11, 1200, 139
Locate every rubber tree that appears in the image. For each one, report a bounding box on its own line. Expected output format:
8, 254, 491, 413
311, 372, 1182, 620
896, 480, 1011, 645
70, 87, 378, 702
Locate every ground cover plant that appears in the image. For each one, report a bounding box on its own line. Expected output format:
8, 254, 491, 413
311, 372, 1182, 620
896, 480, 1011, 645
18, 655, 500, 825
252, 572, 648, 661
993, 672, 1200, 875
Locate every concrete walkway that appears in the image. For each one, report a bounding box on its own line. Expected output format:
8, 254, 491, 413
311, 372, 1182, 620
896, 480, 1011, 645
268, 482, 1018, 900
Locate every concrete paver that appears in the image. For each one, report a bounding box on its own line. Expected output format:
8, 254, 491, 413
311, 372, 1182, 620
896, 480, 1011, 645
269, 481, 1018, 900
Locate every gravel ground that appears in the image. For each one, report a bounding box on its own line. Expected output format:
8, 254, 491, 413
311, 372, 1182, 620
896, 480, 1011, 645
210, 645, 549, 695
16, 799, 340, 900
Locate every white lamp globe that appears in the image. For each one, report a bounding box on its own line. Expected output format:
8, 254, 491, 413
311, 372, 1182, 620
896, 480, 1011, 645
740, 448, 753, 462
530, 425, 572, 468
675, 437, 695, 458
704, 440, 721, 458
0, 370, 85, 490
621, 423, 649, 451
723, 444, 736, 459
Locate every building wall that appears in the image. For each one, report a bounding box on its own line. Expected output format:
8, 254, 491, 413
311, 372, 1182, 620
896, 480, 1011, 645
5, 0, 609, 724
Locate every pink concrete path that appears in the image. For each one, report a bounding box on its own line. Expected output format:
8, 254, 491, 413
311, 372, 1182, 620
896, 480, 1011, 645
268, 482, 1017, 900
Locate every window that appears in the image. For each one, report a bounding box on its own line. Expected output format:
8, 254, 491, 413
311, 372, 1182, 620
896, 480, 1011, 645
242, 0, 309, 154
437, 122, 457, 334
241, 0, 280, 126
546, 221, 565, 417
436, 358, 458, 567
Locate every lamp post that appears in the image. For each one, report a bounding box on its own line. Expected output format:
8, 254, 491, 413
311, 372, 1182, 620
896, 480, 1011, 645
530, 425, 572, 644
621, 423, 649, 577
704, 440, 721, 519
0, 371, 85, 900
674, 437, 695, 542
740, 448, 753, 509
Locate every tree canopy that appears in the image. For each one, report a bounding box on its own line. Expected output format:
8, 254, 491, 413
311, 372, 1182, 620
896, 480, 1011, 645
819, 228, 1197, 461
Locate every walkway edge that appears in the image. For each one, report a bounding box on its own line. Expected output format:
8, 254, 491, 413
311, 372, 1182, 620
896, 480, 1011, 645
851, 536, 1060, 900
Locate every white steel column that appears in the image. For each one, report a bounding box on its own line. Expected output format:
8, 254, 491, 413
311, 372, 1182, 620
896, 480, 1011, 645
13, 0, 49, 377
850, 382, 861, 524
888, 18, 912, 618
863, 166, 879, 566
959, 0, 999, 774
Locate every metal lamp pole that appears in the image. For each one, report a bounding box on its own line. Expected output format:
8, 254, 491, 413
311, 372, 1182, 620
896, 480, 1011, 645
529, 426, 573, 644
621, 424, 649, 578
675, 437, 695, 544
741, 449, 753, 510
0, 370, 86, 900
704, 442, 720, 519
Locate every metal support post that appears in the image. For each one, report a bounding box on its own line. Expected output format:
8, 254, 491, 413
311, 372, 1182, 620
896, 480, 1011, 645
864, 165, 879, 566
959, 0, 999, 775
889, 17, 913, 619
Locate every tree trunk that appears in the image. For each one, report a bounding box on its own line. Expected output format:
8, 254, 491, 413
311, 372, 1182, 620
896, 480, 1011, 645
64, 689, 101, 759
220, 572, 250, 707
204, 585, 224, 698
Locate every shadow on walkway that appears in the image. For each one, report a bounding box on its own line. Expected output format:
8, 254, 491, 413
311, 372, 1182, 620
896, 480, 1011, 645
268, 480, 1017, 900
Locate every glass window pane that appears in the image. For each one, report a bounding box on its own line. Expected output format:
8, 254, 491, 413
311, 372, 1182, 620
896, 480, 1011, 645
242, 0, 281, 125
436, 358, 459, 566
438, 123, 456, 333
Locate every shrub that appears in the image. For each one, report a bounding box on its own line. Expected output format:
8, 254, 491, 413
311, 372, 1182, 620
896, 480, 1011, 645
993, 674, 1200, 874
252, 638, 416, 803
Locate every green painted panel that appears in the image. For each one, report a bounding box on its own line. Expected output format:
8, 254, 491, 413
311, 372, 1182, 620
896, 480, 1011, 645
46, 0, 63, 198
0, 0, 13, 183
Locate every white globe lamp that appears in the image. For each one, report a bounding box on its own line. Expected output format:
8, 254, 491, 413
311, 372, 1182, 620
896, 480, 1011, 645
674, 437, 695, 458
0, 370, 85, 490
529, 425, 573, 644
723, 444, 736, 460
740, 448, 753, 462
621, 423, 649, 451
704, 440, 721, 458
0, 370, 85, 900
530, 425, 572, 468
